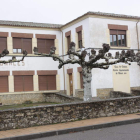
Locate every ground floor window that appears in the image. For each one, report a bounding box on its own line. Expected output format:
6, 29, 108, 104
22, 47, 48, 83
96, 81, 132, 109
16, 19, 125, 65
38, 75, 56, 90
14, 75, 33, 92
0, 76, 8, 92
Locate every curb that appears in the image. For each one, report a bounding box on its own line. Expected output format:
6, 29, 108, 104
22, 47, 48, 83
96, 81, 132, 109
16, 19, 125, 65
1, 118, 140, 140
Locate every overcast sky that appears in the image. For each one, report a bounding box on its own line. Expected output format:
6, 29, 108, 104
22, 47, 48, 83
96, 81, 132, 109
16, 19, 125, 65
0, 0, 140, 25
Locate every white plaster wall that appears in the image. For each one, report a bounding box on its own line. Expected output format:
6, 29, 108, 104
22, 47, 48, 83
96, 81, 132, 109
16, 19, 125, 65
0, 26, 63, 55
89, 17, 140, 96
0, 56, 64, 90
0, 26, 64, 90
89, 17, 138, 49
62, 18, 90, 93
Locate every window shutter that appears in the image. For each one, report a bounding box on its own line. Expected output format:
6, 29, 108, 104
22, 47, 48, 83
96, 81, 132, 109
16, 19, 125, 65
39, 75, 47, 90
67, 36, 71, 49
118, 30, 126, 35
13, 38, 22, 49
37, 39, 46, 53
110, 30, 117, 35
78, 31, 82, 41
14, 76, 23, 92
46, 39, 54, 54
23, 76, 33, 91
0, 37, 7, 52
47, 75, 56, 90
22, 38, 32, 53
0, 76, 8, 92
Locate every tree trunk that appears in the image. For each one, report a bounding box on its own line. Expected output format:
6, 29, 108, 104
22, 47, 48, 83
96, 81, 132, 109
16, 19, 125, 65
82, 66, 92, 101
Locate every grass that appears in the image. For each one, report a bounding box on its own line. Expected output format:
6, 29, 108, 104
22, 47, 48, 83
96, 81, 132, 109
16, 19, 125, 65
0, 102, 60, 110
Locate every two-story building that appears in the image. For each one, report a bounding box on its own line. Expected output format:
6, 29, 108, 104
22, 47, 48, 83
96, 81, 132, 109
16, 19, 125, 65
0, 11, 140, 101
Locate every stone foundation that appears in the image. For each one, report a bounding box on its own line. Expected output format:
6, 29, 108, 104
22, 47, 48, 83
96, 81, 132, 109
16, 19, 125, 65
75, 89, 84, 99
0, 91, 76, 105
110, 91, 132, 98
0, 96, 140, 130
97, 88, 113, 99
131, 89, 140, 96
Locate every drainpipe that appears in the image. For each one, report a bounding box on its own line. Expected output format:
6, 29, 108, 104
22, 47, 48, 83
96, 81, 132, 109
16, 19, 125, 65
136, 20, 140, 50
60, 30, 66, 94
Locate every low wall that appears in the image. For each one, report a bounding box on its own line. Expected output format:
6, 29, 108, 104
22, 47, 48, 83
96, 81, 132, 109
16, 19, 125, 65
110, 91, 132, 98
0, 92, 76, 105
97, 87, 140, 99
75, 89, 84, 99
0, 96, 140, 131
131, 90, 140, 96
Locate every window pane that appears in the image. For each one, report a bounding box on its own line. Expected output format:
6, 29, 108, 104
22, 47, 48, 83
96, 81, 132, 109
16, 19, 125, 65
78, 40, 82, 48
122, 35, 126, 46
118, 35, 121, 46
113, 35, 117, 46
13, 49, 17, 53
18, 49, 22, 53
110, 35, 113, 46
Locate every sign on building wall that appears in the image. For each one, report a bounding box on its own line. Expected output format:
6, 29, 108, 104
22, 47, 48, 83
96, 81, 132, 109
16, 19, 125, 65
112, 65, 130, 93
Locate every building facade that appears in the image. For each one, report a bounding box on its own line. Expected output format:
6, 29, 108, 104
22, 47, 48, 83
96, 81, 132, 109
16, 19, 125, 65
0, 11, 140, 99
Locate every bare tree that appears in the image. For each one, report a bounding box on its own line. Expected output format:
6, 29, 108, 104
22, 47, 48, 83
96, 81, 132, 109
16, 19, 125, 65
0, 49, 27, 63
34, 42, 140, 101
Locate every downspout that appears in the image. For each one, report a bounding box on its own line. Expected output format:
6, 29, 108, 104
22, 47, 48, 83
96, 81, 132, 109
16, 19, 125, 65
136, 20, 140, 50
60, 29, 66, 94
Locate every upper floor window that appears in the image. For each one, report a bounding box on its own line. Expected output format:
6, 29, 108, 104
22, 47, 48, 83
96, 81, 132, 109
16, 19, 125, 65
78, 31, 82, 48
0, 37, 7, 52
76, 25, 83, 49
110, 30, 126, 47
37, 39, 54, 54
13, 38, 32, 54
0, 32, 8, 53
65, 31, 71, 51
67, 35, 71, 49
36, 34, 56, 54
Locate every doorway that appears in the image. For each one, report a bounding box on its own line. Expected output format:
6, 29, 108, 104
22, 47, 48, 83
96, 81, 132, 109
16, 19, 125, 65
69, 73, 73, 96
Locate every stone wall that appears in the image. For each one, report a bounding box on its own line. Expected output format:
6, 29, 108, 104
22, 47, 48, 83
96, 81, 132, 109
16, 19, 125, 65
97, 88, 113, 99
75, 89, 84, 99
0, 92, 77, 105
131, 89, 140, 96
110, 91, 132, 98
0, 96, 140, 130
97, 87, 140, 99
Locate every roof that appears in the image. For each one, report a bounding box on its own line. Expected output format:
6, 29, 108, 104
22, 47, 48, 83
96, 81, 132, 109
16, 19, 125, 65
0, 20, 62, 29
0, 11, 140, 29
61, 11, 140, 28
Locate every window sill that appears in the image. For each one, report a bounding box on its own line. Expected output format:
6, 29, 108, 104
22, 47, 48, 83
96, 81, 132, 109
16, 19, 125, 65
7, 54, 59, 57
110, 46, 130, 50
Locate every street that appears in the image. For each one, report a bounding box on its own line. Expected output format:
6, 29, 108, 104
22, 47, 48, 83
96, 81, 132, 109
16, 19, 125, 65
32, 123, 140, 140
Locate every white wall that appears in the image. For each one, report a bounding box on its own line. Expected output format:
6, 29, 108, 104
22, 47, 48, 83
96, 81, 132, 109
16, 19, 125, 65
89, 17, 140, 96
62, 18, 90, 93
0, 26, 64, 90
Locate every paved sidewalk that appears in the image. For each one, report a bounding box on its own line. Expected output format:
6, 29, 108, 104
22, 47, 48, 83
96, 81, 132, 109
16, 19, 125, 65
0, 113, 140, 140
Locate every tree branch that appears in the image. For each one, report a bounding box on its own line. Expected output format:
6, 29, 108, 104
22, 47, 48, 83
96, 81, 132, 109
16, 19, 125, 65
0, 50, 27, 63
58, 59, 80, 69
34, 52, 64, 64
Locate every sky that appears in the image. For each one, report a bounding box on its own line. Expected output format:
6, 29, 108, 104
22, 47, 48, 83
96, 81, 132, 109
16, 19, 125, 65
0, 0, 140, 25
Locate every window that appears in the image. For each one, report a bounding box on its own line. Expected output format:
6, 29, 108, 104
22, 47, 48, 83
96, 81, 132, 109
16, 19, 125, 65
37, 39, 54, 54
78, 31, 82, 48
0, 37, 7, 52
13, 38, 32, 53
39, 75, 56, 90
14, 75, 33, 92
110, 30, 126, 47
67, 36, 71, 49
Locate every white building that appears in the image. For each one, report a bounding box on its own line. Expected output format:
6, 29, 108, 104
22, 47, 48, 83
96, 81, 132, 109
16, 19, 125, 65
0, 11, 140, 100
